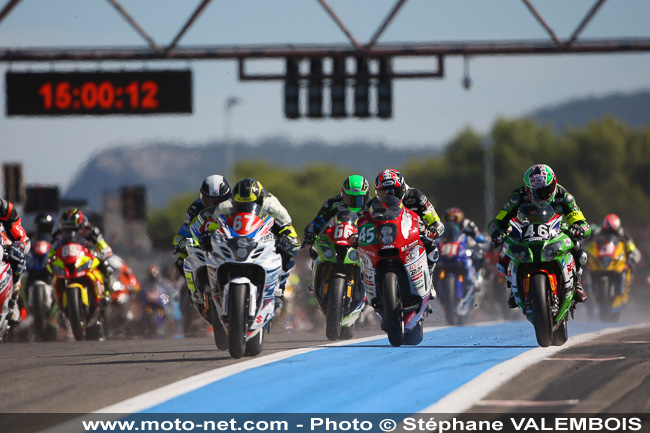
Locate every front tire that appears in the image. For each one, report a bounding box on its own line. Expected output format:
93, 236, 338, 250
531, 274, 553, 347
325, 276, 345, 341
67, 288, 86, 341
382, 272, 402, 347
30, 284, 47, 338
441, 277, 457, 325
228, 284, 248, 359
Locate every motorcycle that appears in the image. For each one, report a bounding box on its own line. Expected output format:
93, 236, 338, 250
357, 195, 434, 347
25, 235, 59, 341
434, 222, 482, 325
311, 209, 365, 340
48, 238, 105, 341
104, 255, 139, 339
0, 243, 16, 342
585, 233, 630, 321
502, 202, 581, 347
194, 202, 283, 359
138, 279, 175, 339
482, 246, 514, 320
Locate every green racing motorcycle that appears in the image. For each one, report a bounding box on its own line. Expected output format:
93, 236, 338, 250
503, 202, 583, 347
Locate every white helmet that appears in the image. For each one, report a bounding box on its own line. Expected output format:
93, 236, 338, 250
200, 175, 232, 208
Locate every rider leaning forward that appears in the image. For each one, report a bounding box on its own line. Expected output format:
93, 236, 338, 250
487, 164, 591, 307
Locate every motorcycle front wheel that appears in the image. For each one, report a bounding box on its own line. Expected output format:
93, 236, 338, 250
531, 274, 553, 347
30, 284, 47, 337
382, 272, 402, 347
66, 288, 86, 341
325, 275, 345, 340
228, 284, 248, 359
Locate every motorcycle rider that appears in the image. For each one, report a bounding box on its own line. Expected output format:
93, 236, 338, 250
443, 207, 485, 244
50, 208, 115, 298
368, 169, 445, 273
197, 178, 301, 306
302, 174, 370, 253
173, 175, 232, 317
593, 213, 642, 269
487, 164, 591, 307
172, 174, 232, 276
0, 196, 31, 326
443, 207, 487, 289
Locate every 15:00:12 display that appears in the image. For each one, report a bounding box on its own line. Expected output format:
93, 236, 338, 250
37, 80, 159, 111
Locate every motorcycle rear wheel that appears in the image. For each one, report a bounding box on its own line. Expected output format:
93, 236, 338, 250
402, 320, 423, 345
67, 288, 86, 341
382, 272, 402, 347
210, 297, 228, 351
552, 316, 568, 346
244, 328, 264, 356
325, 276, 345, 340
228, 284, 248, 359
531, 274, 553, 347
340, 324, 355, 340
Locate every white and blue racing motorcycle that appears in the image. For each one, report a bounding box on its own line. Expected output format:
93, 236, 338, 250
190, 202, 283, 359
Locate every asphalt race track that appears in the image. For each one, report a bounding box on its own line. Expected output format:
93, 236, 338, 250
2, 314, 648, 415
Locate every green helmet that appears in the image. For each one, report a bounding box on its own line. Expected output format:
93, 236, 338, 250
523, 164, 557, 204
341, 175, 369, 212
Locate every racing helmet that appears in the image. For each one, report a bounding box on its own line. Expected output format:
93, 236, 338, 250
34, 212, 55, 234
60, 208, 86, 238
602, 213, 621, 233
341, 175, 369, 212
233, 178, 265, 206
444, 207, 464, 224
374, 169, 406, 203
523, 164, 557, 205
200, 175, 232, 208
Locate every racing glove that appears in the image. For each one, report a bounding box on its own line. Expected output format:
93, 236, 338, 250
302, 230, 316, 248
8, 242, 26, 275
198, 231, 213, 252
567, 224, 585, 241
491, 230, 506, 247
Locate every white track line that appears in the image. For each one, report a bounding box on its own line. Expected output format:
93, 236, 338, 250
95, 333, 390, 413
421, 323, 649, 413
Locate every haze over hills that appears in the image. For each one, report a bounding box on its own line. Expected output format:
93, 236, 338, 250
65, 90, 650, 211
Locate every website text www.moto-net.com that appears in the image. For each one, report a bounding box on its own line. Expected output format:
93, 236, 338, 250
73, 414, 648, 433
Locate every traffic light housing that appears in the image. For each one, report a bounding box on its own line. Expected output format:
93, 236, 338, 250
121, 185, 147, 221
354, 57, 370, 118
284, 58, 300, 119
330, 57, 347, 118
308, 57, 323, 118
24, 185, 60, 213
377, 57, 393, 119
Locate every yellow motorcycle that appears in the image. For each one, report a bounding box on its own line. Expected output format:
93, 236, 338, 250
585, 233, 631, 322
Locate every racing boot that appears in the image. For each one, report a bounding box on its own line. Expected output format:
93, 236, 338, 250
507, 293, 517, 309
507, 282, 517, 309
574, 280, 587, 303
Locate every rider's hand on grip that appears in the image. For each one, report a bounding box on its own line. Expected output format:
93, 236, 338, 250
491, 230, 506, 247
567, 224, 584, 241
349, 234, 359, 249
198, 231, 213, 252
174, 238, 187, 255
302, 231, 316, 248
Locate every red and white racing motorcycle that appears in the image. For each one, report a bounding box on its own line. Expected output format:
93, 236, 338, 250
357, 195, 434, 346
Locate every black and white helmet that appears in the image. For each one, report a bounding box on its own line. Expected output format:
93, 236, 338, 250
200, 175, 232, 208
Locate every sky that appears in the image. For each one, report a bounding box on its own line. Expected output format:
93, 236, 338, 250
1, 0, 650, 191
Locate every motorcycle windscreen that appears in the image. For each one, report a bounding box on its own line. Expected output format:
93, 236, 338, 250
223, 202, 269, 236
368, 195, 402, 221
